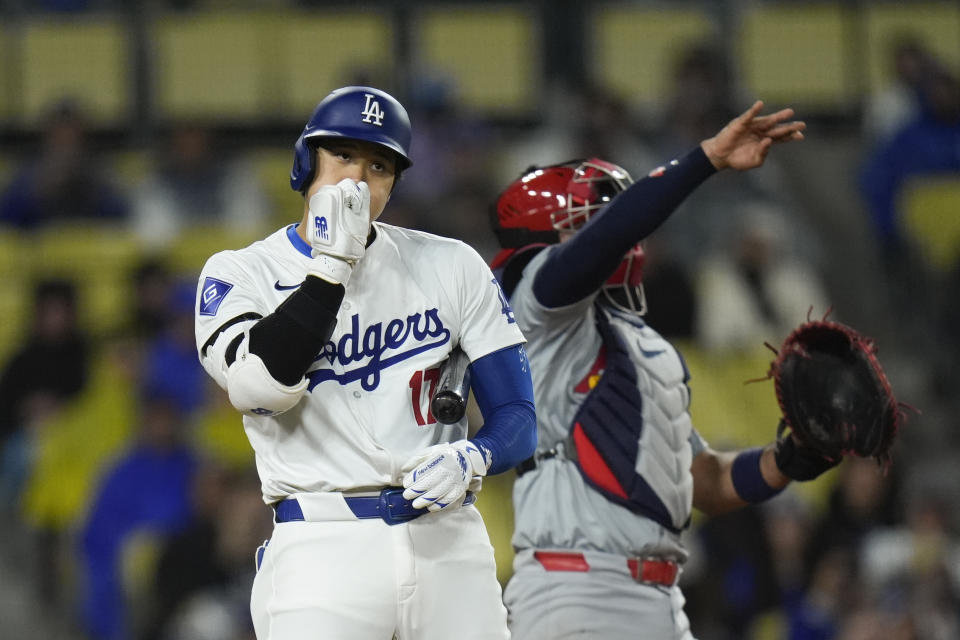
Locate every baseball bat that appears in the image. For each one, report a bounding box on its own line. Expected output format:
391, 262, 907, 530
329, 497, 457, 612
431, 348, 471, 424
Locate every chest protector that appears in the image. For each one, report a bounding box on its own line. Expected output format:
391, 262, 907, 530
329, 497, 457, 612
570, 304, 695, 532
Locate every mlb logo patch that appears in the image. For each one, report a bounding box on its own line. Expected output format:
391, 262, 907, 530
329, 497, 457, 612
199, 277, 233, 316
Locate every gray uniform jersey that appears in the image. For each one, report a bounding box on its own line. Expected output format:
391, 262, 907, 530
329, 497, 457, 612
509, 247, 706, 560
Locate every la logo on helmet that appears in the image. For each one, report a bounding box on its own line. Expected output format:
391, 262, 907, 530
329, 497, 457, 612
361, 94, 385, 126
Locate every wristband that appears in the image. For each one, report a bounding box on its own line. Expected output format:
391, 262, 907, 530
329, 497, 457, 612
732, 447, 783, 503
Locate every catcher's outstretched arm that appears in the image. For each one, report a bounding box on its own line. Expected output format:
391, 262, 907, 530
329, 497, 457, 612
533, 147, 716, 308
533, 101, 805, 309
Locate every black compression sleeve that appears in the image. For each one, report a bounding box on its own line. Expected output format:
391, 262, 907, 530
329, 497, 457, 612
532, 146, 717, 308
248, 275, 344, 386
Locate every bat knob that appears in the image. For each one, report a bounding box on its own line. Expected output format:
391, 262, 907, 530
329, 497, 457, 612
432, 391, 466, 425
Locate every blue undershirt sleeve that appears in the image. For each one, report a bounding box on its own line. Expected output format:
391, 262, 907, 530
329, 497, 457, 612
533, 146, 717, 308
467, 343, 537, 475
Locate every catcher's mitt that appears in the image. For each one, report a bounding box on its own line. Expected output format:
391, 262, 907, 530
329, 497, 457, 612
763, 311, 906, 473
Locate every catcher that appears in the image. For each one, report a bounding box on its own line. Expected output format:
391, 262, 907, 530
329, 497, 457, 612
491, 101, 904, 639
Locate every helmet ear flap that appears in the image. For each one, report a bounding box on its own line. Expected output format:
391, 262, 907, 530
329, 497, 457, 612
291, 137, 317, 194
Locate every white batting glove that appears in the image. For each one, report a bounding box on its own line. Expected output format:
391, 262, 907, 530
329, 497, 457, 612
401, 440, 490, 512
305, 178, 371, 285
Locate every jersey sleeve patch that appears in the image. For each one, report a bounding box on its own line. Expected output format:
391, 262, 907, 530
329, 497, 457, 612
199, 277, 234, 316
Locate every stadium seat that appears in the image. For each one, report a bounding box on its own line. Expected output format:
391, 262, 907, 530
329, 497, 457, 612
31, 225, 142, 337
250, 146, 303, 228
165, 223, 262, 279
900, 175, 960, 272
21, 347, 138, 531
412, 6, 540, 115
736, 4, 855, 110
0, 230, 29, 362
18, 17, 130, 127
273, 11, 394, 120
590, 5, 715, 115
153, 12, 267, 122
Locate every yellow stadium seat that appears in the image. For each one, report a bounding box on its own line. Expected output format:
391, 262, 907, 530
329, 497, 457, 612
193, 387, 256, 470
110, 149, 152, 191
153, 12, 269, 122
22, 345, 138, 530
18, 17, 131, 127
165, 224, 262, 279
475, 472, 516, 586
736, 4, 856, 109
251, 147, 303, 228
900, 175, 960, 272
273, 11, 395, 120
590, 6, 715, 114
31, 225, 143, 336
413, 6, 540, 115
0, 230, 30, 361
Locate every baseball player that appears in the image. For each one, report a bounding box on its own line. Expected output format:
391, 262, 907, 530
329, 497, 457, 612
490, 101, 840, 639
194, 86, 536, 640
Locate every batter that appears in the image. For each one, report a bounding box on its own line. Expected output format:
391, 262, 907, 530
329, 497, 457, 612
195, 86, 537, 640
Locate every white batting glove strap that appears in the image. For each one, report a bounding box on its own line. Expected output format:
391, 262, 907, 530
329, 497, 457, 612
307, 254, 354, 286
401, 440, 488, 512
306, 178, 371, 263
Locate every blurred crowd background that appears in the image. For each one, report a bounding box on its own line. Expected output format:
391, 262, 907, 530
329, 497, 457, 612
1, 1, 959, 639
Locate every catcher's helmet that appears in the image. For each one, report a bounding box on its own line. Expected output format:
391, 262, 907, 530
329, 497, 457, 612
491, 158, 647, 314
290, 86, 413, 192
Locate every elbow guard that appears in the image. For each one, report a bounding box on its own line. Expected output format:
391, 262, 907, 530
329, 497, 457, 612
226, 336, 308, 417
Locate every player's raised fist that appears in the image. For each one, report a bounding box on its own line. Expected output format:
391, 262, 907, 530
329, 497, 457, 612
306, 178, 371, 285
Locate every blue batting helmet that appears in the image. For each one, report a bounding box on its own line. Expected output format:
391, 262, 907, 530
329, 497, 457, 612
290, 86, 413, 192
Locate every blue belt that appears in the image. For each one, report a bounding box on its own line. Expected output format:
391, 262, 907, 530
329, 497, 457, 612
274, 488, 476, 526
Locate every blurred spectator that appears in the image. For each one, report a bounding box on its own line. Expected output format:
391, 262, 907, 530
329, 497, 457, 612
858, 61, 960, 355
695, 201, 832, 354
495, 78, 657, 190
684, 505, 781, 640
649, 42, 810, 267
656, 42, 736, 153
764, 492, 816, 610
862, 35, 931, 145
935, 261, 960, 406
805, 457, 902, 585
0, 99, 128, 229
835, 605, 916, 640
126, 257, 176, 342
786, 545, 860, 640
386, 74, 500, 255
858, 62, 960, 265
0, 279, 89, 510
79, 393, 198, 640
640, 234, 698, 342
144, 464, 268, 640
861, 493, 960, 640
18, 332, 142, 611
131, 122, 270, 249
141, 281, 206, 417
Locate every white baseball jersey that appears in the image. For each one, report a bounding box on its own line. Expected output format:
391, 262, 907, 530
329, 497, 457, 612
195, 222, 524, 504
